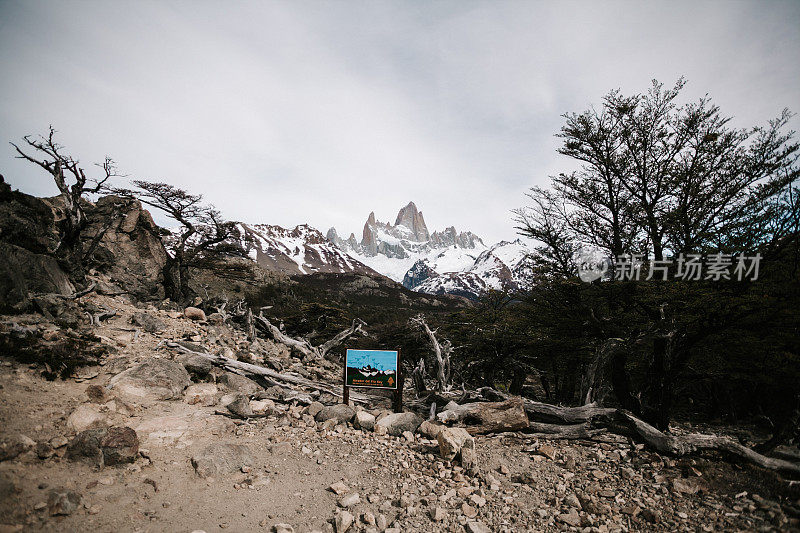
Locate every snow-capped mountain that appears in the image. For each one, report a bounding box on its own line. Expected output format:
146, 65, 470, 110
234, 223, 378, 276
326, 202, 534, 299
414, 240, 535, 298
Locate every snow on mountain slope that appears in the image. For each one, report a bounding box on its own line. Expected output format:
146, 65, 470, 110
414, 239, 534, 298
326, 201, 533, 299
235, 223, 378, 276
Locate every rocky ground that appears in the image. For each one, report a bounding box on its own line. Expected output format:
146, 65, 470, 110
1, 293, 799, 532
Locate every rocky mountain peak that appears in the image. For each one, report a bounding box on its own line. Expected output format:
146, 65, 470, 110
394, 201, 429, 242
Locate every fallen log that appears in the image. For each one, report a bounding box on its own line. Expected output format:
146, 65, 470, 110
478, 387, 616, 424
475, 387, 800, 475
528, 421, 607, 440
437, 398, 529, 435
163, 341, 383, 405
616, 410, 800, 477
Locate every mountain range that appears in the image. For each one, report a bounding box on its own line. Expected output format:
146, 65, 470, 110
231, 202, 533, 299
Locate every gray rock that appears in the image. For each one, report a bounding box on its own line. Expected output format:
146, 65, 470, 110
218, 372, 262, 396
227, 393, 254, 417
315, 404, 355, 424
354, 411, 376, 431
375, 412, 422, 436
65, 428, 106, 468
109, 358, 190, 401
180, 355, 213, 377
48, 488, 81, 516
465, 521, 491, 533
131, 312, 166, 333
191, 443, 254, 478
0, 434, 35, 462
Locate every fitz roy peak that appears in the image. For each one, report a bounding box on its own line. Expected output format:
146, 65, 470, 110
326, 201, 533, 298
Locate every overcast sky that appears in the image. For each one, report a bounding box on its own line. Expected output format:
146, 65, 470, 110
1, 1, 798, 243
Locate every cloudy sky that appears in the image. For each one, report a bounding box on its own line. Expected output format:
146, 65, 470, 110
1, 1, 798, 243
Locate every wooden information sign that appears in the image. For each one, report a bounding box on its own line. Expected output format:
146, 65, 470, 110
343, 349, 403, 412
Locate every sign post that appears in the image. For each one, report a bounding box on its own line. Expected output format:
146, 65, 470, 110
343, 349, 402, 412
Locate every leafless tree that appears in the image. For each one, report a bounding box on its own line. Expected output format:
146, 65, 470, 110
10, 126, 121, 278
111, 180, 245, 302
411, 314, 453, 392
254, 313, 367, 361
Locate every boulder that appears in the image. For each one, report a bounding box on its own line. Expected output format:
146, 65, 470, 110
47, 488, 82, 516
66, 404, 107, 433
417, 420, 444, 439
184, 383, 218, 406
0, 434, 35, 462
226, 393, 253, 417
109, 358, 190, 401
180, 354, 213, 378
307, 402, 324, 417
354, 411, 376, 431
375, 412, 422, 436
99, 427, 139, 465
315, 404, 355, 424
184, 307, 206, 321
81, 195, 168, 301
438, 427, 477, 472
218, 372, 262, 396
65, 428, 106, 468
131, 312, 166, 334
191, 443, 254, 478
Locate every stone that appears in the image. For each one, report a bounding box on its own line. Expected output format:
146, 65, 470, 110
272, 524, 294, 533
47, 488, 81, 516
536, 444, 556, 461
0, 434, 35, 461
329, 482, 350, 495
100, 426, 139, 465
339, 493, 360, 508
335, 510, 354, 532
85, 384, 110, 403
641, 508, 660, 523
226, 393, 253, 417
218, 372, 262, 396
207, 312, 225, 325
65, 428, 107, 468
354, 411, 376, 431
109, 358, 190, 401
437, 427, 476, 471
564, 493, 581, 509
50, 436, 68, 449
374, 412, 422, 436
184, 307, 206, 321
315, 404, 355, 424
35, 442, 54, 459
181, 355, 213, 378
131, 311, 166, 333
466, 521, 491, 533
417, 420, 444, 439
461, 503, 477, 518
67, 404, 107, 433
557, 509, 581, 527
191, 443, 254, 478
376, 514, 387, 531
249, 399, 274, 414
430, 507, 446, 521
184, 383, 218, 406
307, 402, 324, 417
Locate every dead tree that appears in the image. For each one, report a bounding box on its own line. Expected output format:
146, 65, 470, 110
10, 126, 121, 279
254, 313, 367, 361
111, 181, 246, 302
411, 314, 453, 392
